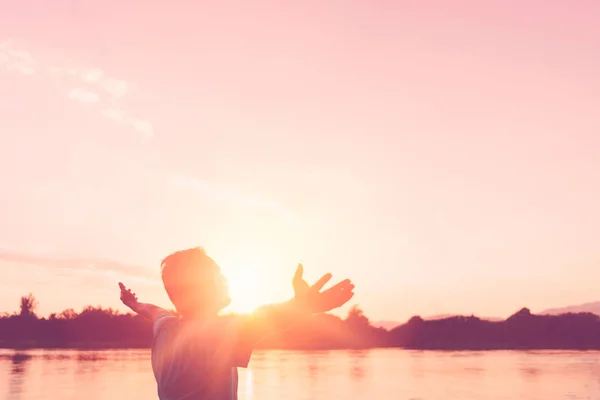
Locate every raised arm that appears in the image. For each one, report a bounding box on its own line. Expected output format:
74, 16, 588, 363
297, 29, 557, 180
119, 282, 170, 323
239, 264, 355, 343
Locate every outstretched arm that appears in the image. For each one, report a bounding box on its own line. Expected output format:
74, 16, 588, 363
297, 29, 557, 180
119, 282, 170, 323
239, 265, 355, 343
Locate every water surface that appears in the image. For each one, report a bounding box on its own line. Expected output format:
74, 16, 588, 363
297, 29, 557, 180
0, 349, 598, 399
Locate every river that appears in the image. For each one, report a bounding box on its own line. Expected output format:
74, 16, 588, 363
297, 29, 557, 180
0, 348, 598, 399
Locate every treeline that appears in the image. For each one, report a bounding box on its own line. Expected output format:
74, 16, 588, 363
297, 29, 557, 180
3, 295, 600, 350
0, 294, 383, 349
0, 294, 152, 348
390, 308, 600, 350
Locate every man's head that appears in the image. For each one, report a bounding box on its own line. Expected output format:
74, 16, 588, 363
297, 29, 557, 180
161, 247, 230, 316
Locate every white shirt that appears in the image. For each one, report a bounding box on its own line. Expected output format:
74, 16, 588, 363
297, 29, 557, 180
151, 311, 255, 400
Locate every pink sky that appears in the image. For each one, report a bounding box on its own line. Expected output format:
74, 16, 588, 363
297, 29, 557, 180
0, 1, 599, 321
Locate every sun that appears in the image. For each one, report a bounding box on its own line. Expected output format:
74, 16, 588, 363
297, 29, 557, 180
217, 243, 290, 315
226, 270, 263, 313
221, 261, 268, 314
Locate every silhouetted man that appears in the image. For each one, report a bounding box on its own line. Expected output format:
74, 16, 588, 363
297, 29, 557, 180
119, 247, 354, 400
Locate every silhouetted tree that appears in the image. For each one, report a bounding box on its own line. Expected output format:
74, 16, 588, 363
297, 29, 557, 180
58, 309, 77, 320
19, 294, 38, 319
346, 305, 370, 328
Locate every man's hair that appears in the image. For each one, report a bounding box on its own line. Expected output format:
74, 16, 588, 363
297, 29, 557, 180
160, 247, 215, 312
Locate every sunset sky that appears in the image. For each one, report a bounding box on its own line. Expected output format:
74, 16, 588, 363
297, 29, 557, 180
0, 1, 599, 322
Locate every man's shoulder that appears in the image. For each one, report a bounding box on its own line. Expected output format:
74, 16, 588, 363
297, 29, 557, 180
153, 311, 179, 336
155, 314, 246, 338
217, 314, 249, 330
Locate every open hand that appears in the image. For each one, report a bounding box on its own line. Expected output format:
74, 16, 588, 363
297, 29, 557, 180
292, 264, 355, 313
119, 282, 139, 310
292, 264, 311, 297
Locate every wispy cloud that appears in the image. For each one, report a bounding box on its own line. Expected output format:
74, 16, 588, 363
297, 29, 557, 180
0, 39, 154, 143
0, 42, 35, 75
68, 87, 100, 104
2, 39, 297, 225
80, 68, 103, 83
100, 107, 125, 122
102, 77, 129, 98
0, 250, 158, 282
129, 118, 154, 143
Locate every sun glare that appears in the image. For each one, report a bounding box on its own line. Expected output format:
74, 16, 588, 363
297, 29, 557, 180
218, 243, 291, 315
226, 269, 263, 313
221, 258, 267, 314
